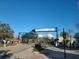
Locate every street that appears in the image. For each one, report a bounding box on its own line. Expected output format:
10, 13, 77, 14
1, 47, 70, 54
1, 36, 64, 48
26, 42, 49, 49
0, 44, 79, 59
40, 46, 79, 59
0, 44, 33, 59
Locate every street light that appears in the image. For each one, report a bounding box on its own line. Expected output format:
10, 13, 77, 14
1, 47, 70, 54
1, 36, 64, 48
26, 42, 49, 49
68, 29, 72, 49
63, 28, 66, 59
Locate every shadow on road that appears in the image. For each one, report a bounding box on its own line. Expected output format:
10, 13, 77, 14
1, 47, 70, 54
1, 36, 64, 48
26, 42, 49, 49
0, 50, 13, 59
57, 46, 79, 50
40, 49, 79, 59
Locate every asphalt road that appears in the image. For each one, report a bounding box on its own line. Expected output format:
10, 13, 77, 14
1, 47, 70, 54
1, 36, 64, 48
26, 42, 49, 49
0, 44, 33, 59
40, 46, 79, 59
0, 44, 79, 59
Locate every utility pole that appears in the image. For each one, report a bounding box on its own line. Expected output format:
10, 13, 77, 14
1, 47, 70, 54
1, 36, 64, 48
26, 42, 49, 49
18, 32, 21, 39
18, 32, 24, 42
68, 29, 72, 49
56, 27, 58, 39
55, 27, 59, 46
63, 28, 66, 59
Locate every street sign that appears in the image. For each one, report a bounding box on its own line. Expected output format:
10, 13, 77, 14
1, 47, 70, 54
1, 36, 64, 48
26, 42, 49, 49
35, 28, 57, 32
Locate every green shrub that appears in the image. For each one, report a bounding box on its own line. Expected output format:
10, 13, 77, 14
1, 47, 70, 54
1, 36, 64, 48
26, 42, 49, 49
41, 45, 48, 48
33, 47, 38, 51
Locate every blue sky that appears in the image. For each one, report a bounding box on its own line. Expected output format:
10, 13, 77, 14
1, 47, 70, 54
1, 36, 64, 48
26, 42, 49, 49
0, 0, 78, 36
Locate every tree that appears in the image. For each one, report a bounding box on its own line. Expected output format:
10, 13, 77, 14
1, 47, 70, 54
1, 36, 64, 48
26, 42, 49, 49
75, 21, 79, 46
74, 33, 79, 46
60, 31, 69, 46
60, 32, 69, 38
76, 18, 79, 32
0, 22, 14, 40
43, 34, 52, 43
21, 32, 38, 43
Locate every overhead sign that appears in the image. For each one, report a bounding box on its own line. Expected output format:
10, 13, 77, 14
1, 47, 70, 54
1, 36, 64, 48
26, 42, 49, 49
35, 28, 57, 32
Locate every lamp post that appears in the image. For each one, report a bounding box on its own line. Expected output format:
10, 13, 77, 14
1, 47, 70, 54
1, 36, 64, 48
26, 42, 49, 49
18, 32, 21, 39
56, 27, 58, 39
18, 32, 23, 43
63, 28, 66, 59
55, 27, 59, 46
68, 29, 72, 49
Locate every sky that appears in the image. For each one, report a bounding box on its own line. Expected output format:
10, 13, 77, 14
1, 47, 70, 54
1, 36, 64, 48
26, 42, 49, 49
0, 0, 78, 36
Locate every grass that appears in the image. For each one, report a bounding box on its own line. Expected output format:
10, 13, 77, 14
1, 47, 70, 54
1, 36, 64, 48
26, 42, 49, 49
41, 45, 48, 48
74, 50, 79, 54
32, 44, 48, 52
